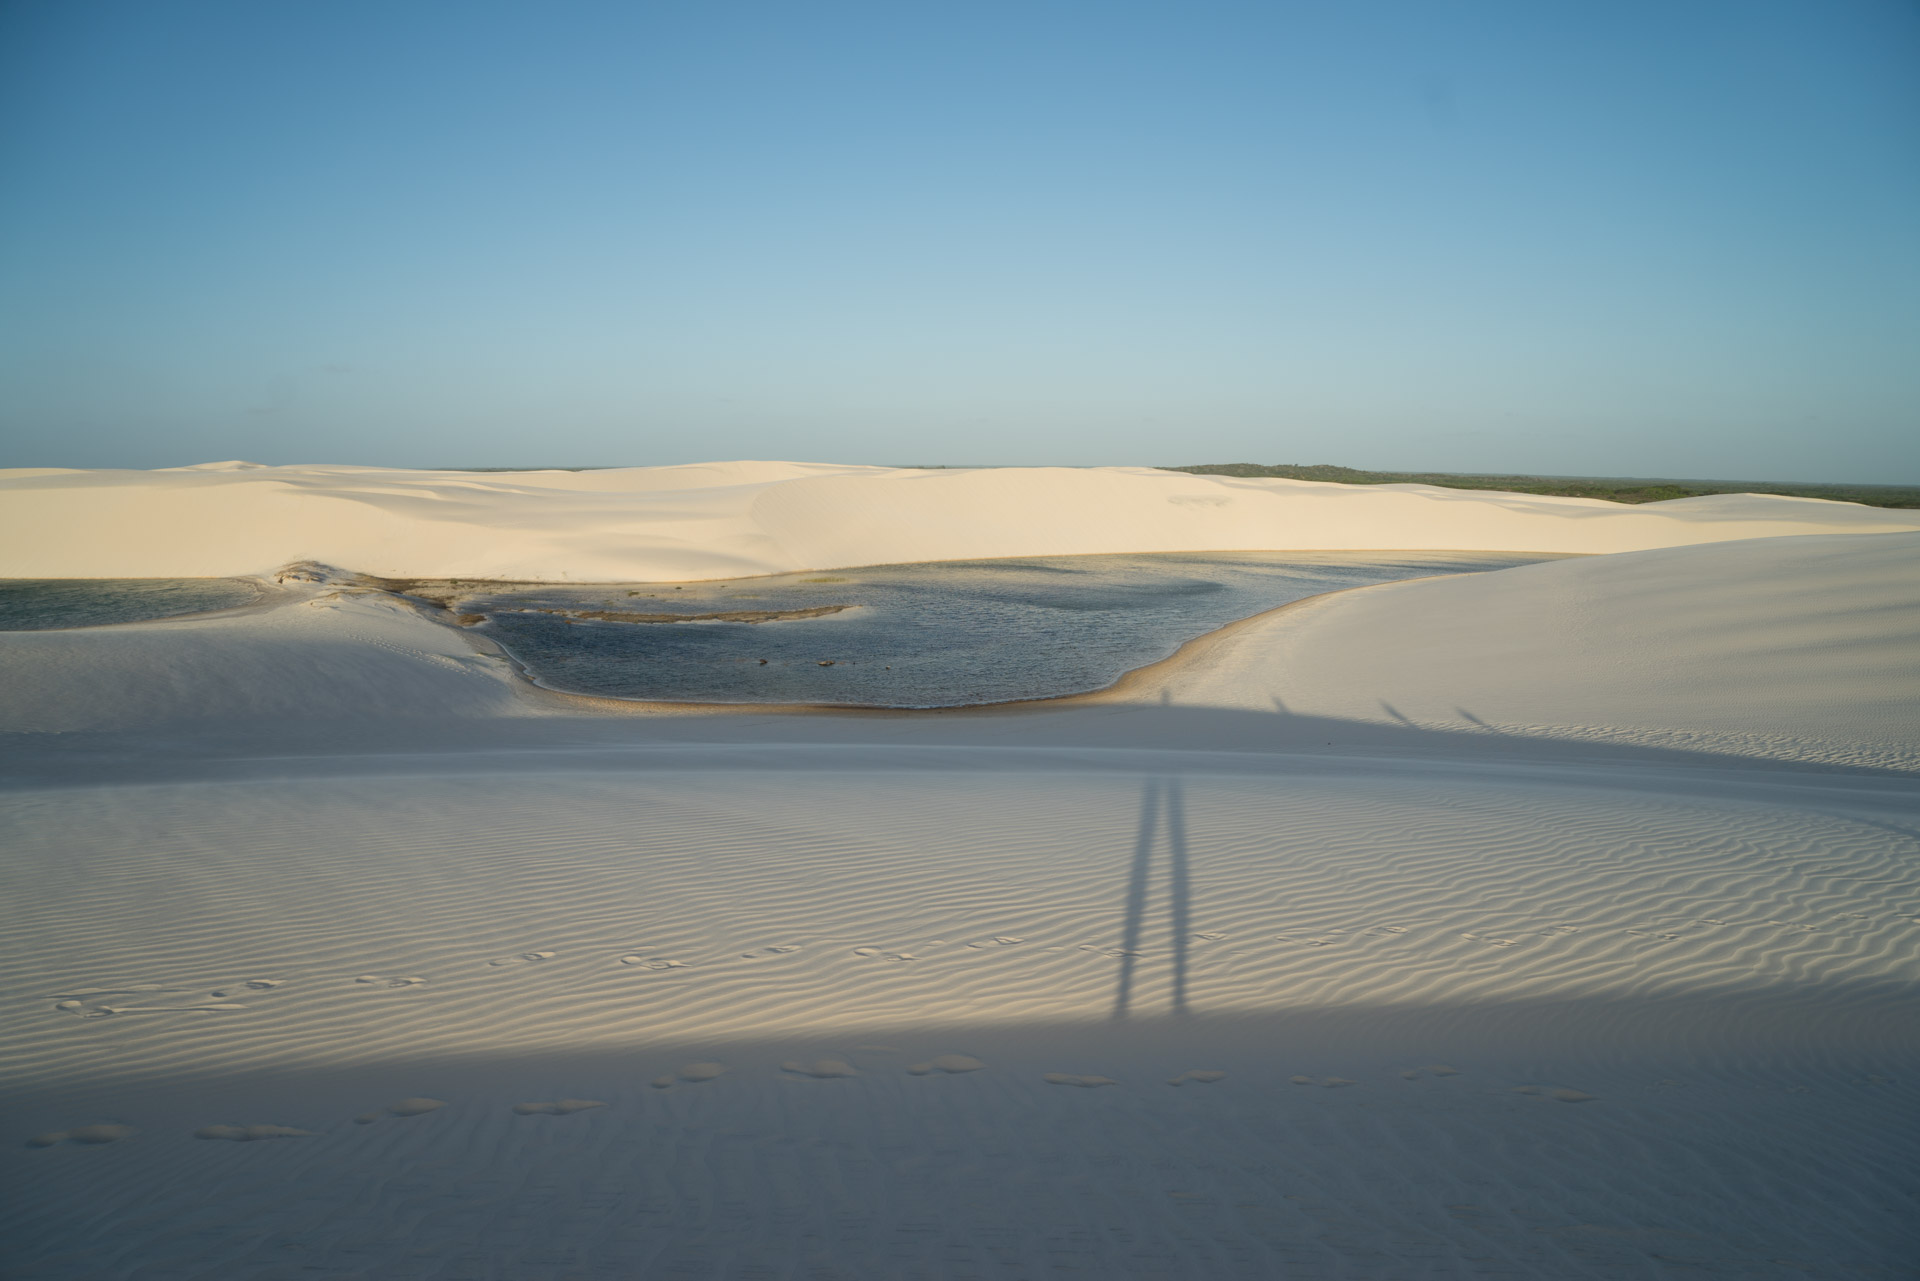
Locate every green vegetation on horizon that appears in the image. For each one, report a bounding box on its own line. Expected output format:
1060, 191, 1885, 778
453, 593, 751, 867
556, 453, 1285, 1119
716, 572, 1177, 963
1163, 463, 1920, 508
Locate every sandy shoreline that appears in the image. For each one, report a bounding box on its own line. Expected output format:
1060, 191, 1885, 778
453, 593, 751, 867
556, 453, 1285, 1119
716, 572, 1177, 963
345, 540, 1920, 780
400, 574, 1402, 718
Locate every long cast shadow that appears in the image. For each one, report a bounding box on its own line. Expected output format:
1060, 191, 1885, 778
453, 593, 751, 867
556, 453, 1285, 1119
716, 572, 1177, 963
1112, 777, 1192, 1020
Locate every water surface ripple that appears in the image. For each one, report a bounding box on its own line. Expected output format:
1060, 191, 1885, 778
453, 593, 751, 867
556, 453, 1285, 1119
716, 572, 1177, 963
0, 578, 263, 631
467, 551, 1557, 707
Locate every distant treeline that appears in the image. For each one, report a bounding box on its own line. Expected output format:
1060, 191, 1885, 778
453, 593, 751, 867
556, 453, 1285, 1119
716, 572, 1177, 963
1164, 463, 1920, 508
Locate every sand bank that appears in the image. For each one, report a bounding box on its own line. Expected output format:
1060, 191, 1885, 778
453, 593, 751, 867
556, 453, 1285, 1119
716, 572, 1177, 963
1073, 531, 1920, 771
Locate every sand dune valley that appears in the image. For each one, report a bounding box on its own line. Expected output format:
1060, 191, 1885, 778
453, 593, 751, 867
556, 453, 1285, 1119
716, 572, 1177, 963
1, 460, 1918, 1281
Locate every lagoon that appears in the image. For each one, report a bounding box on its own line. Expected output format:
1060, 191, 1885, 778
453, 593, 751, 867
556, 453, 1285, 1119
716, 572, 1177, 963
461, 551, 1558, 707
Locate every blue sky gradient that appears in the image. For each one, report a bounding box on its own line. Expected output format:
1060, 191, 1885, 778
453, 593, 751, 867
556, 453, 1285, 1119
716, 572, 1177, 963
2, 0, 1915, 478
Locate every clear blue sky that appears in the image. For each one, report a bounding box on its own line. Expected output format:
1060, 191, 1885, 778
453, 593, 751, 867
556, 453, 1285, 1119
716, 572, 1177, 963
2, 0, 1915, 479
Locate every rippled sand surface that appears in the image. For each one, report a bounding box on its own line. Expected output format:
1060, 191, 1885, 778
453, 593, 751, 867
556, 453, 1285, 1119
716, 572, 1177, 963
4, 763, 1915, 1278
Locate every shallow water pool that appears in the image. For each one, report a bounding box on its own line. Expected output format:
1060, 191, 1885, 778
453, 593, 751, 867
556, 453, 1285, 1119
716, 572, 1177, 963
0, 578, 264, 631
464, 551, 1557, 707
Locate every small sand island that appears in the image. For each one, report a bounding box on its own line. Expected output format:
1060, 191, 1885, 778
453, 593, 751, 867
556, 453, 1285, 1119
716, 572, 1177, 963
2, 460, 1917, 1278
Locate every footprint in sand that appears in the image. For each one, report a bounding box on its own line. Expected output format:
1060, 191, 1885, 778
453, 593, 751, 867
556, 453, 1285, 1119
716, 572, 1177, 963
511, 1099, 606, 1116
1510, 1086, 1597, 1103
741, 945, 802, 959
26, 1124, 136, 1148
965, 936, 1025, 949
488, 951, 556, 967
851, 947, 916, 961
210, 979, 286, 997
195, 1124, 316, 1142
1290, 1075, 1355, 1088
61, 1000, 246, 1015
51, 1000, 113, 1019
354, 1097, 447, 1124
352, 975, 427, 988
908, 1054, 986, 1075
651, 1062, 728, 1089
621, 956, 690, 970
1044, 1073, 1117, 1088
50, 985, 245, 1016
1167, 1069, 1227, 1086
1399, 1064, 1462, 1080
783, 1058, 859, 1078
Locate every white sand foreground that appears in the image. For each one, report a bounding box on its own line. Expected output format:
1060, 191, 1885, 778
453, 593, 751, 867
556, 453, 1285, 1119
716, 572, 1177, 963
1, 479, 1916, 1279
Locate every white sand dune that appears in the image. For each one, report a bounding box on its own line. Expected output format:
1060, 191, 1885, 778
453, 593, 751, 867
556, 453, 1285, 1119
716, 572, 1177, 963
4, 459, 1916, 579
2, 469, 1916, 1278
1126, 531, 1920, 771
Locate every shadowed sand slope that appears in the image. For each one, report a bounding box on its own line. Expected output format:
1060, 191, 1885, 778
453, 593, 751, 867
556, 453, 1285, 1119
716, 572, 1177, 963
5, 460, 1918, 579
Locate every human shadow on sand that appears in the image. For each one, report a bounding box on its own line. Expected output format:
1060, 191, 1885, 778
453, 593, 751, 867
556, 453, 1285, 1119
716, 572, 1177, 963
1113, 778, 1192, 1021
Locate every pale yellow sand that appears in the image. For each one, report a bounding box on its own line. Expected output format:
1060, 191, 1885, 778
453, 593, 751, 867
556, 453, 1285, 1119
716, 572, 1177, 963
4, 460, 1916, 579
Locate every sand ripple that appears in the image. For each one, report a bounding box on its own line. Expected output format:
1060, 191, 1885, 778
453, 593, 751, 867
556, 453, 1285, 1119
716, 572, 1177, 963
2, 766, 1915, 1089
